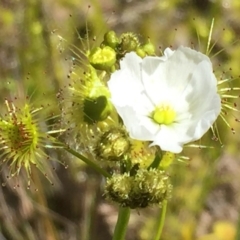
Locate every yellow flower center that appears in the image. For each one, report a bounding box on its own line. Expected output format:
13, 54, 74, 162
152, 104, 176, 125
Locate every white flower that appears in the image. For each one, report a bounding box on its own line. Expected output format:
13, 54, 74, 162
108, 46, 221, 153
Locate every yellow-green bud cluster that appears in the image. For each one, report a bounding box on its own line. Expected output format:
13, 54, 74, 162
89, 46, 116, 71
119, 32, 140, 53
117, 32, 155, 57
94, 128, 130, 161
103, 31, 119, 49
100, 31, 155, 61
136, 39, 155, 58
104, 168, 172, 208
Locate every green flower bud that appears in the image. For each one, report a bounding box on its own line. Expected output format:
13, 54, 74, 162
142, 40, 155, 55
136, 40, 155, 58
89, 46, 116, 71
83, 95, 112, 124
119, 32, 140, 52
136, 47, 146, 58
104, 168, 172, 208
134, 168, 172, 207
105, 173, 132, 205
95, 128, 130, 161
103, 31, 119, 49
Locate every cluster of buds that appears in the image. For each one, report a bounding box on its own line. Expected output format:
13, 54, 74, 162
104, 168, 172, 208
102, 31, 155, 60
88, 31, 155, 72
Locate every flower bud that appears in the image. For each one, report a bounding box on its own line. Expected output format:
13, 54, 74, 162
142, 40, 155, 55
136, 47, 147, 58
103, 31, 119, 49
134, 168, 172, 207
119, 32, 140, 52
104, 173, 132, 205
95, 128, 130, 161
89, 46, 116, 71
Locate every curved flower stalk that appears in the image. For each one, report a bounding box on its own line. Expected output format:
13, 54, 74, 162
0, 98, 61, 188
108, 46, 221, 153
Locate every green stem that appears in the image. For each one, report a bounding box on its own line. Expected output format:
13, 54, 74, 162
153, 200, 168, 240
113, 207, 131, 240
148, 151, 162, 170
64, 146, 111, 178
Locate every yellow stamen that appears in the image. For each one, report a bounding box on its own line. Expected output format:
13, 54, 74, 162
152, 104, 176, 125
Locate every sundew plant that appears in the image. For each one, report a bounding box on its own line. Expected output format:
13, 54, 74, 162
1, 1, 240, 240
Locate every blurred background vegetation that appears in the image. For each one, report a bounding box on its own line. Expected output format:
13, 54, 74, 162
0, 0, 240, 239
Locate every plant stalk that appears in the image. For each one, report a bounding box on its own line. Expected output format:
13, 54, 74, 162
113, 207, 131, 240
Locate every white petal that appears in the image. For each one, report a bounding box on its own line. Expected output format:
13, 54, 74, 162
184, 61, 221, 140
141, 46, 212, 105
178, 46, 210, 63
120, 52, 142, 70
187, 95, 221, 140
150, 124, 189, 153
108, 52, 144, 107
163, 48, 175, 58
108, 70, 139, 107
116, 106, 159, 141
